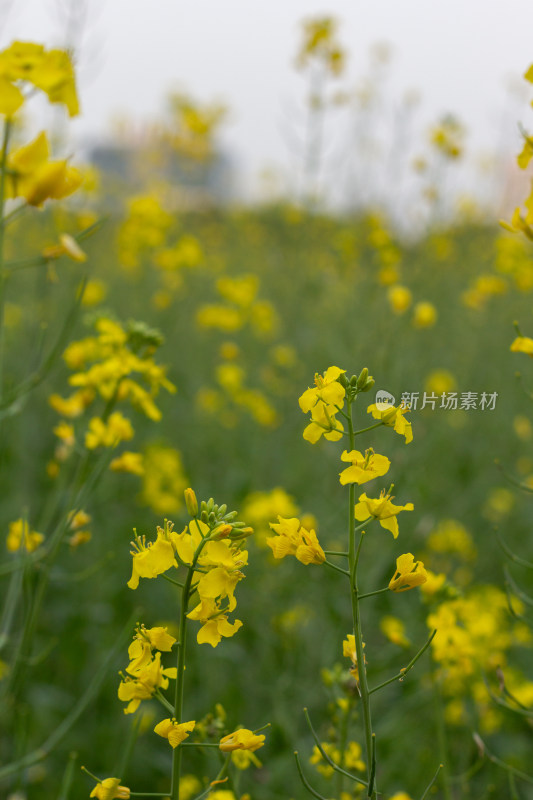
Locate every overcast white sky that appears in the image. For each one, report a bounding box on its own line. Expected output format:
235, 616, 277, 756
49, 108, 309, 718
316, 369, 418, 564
3, 0, 533, 199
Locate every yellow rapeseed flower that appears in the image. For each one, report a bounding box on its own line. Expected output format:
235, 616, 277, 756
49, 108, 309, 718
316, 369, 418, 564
511, 336, 533, 356
219, 728, 265, 753
154, 718, 195, 748
89, 777, 130, 799
110, 451, 144, 475
267, 516, 325, 565
127, 523, 179, 590
354, 491, 414, 539
389, 553, 428, 591
6, 519, 44, 553
339, 448, 390, 485
388, 285, 412, 314
412, 301, 437, 328
7, 132, 82, 206
367, 403, 413, 444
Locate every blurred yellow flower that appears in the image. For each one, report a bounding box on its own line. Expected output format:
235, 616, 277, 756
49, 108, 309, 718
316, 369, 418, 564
412, 301, 437, 328
424, 370, 456, 396
7, 132, 82, 206
511, 335, 533, 356
388, 285, 412, 314
85, 412, 134, 450
110, 451, 144, 475
380, 615, 410, 647
6, 519, 44, 553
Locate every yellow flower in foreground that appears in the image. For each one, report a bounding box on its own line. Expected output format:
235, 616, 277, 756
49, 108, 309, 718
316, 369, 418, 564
267, 516, 325, 565
219, 728, 265, 753
127, 524, 178, 590
303, 401, 344, 443
89, 777, 130, 799
511, 336, 533, 356
367, 403, 413, 444
187, 597, 243, 647
389, 553, 428, 592
299, 366, 346, 412
118, 652, 176, 714
7, 131, 82, 206
354, 492, 414, 539
0, 41, 79, 116
339, 448, 390, 485
6, 518, 44, 553
154, 718, 195, 748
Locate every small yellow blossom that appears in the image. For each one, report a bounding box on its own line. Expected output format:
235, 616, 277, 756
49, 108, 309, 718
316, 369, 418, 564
53, 420, 75, 445
6, 519, 44, 553
267, 516, 325, 565
187, 597, 243, 647
7, 131, 82, 206
127, 523, 178, 590
511, 336, 533, 356
49, 390, 92, 418
219, 728, 265, 753
342, 634, 366, 680
388, 285, 412, 314
299, 366, 346, 412
154, 718, 195, 748
380, 616, 410, 647
110, 451, 144, 475
412, 301, 437, 328
89, 777, 130, 799
367, 403, 413, 444
85, 412, 134, 450
118, 652, 176, 714
354, 491, 414, 539
420, 569, 446, 596
339, 448, 390, 485
389, 553, 428, 592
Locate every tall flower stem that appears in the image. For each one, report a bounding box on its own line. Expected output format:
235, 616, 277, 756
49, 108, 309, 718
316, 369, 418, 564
0, 118, 12, 401
347, 396, 376, 797
171, 535, 207, 800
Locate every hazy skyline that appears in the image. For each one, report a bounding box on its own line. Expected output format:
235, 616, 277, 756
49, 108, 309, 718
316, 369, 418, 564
3, 0, 533, 199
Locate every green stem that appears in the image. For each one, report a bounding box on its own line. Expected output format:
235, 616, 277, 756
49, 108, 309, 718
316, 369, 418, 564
358, 587, 389, 601
369, 630, 436, 694
170, 536, 209, 800
432, 670, 453, 800
353, 421, 384, 436
323, 559, 350, 577
347, 399, 376, 797
0, 118, 12, 402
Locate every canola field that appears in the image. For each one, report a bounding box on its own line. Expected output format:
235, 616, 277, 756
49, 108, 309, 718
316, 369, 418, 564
2, 17, 533, 800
